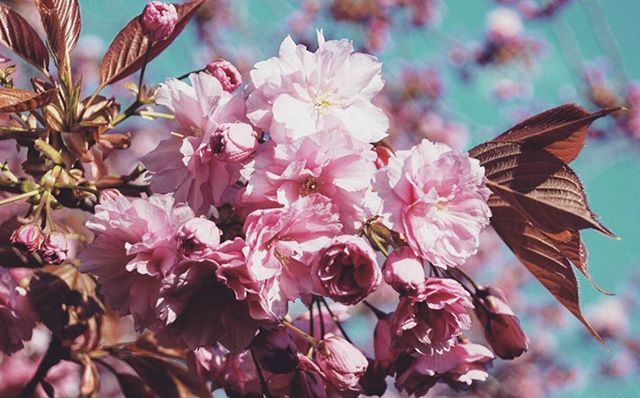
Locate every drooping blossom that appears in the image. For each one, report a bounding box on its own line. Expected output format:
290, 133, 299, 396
79, 192, 193, 329
206, 59, 243, 92
157, 238, 265, 351
395, 342, 494, 395
9, 224, 43, 253
474, 286, 529, 359
141, 1, 178, 41
251, 326, 299, 374
293, 354, 329, 398
241, 129, 377, 230
0, 267, 36, 355
142, 72, 250, 214
315, 334, 368, 391
375, 139, 491, 268
246, 31, 389, 144
39, 232, 69, 265
373, 315, 395, 373
383, 246, 426, 299
390, 278, 474, 354
311, 235, 381, 305
243, 194, 342, 304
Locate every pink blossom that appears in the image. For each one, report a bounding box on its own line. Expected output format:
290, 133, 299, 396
79, 192, 193, 329
395, 342, 494, 395
143, 73, 250, 213
251, 326, 299, 374
246, 31, 389, 143
390, 278, 473, 354
311, 235, 381, 305
10, 224, 43, 253
141, 1, 178, 41
0, 267, 36, 355
243, 194, 342, 304
383, 246, 426, 299
474, 286, 529, 359
315, 334, 368, 391
177, 217, 221, 259
39, 232, 69, 265
375, 139, 491, 268
210, 122, 259, 162
486, 7, 523, 44
241, 129, 377, 230
206, 59, 243, 92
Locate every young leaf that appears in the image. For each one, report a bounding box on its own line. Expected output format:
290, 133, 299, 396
34, 0, 82, 69
0, 4, 49, 70
99, 0, 206, 86
470, 141, 614, 237
489, 201, 603, 342
0, 87, 57, 113
494, 104, 619, 163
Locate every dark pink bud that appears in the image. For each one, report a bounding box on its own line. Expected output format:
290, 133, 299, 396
10, 224, 44, 252
359, 358, 387, 396
293, 355, 328, 398
373, 315, 394, 374
474, 286, 529, 359
141, 1, 178, 41
315, 334, 368, 391
205, 60, 242, 92
383, 246, 426, 299
39, 232, 69, 265
210, 123, 259, 162
177, 217, 221, 259
251, 326, 299, 374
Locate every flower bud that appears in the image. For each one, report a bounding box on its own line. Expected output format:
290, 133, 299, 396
292, 355, 328, 398
177, 217, 221, 259
359, 358, 387, 397
141, 1, 178, 41
251, 326, 299, 374
474, 286, 529, 360
210, 123, 259, 163
315, 334, 368, 391
39, 232, 69, 265
10, 224, 44, 253
373, 315, 394, 373
205, 60, 242, 92
383, 246, 426, 299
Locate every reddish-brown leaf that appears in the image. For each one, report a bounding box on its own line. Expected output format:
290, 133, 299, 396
35, 0, 82, 69
489, 200, 603, 342
0, 87, 57, 113
470, 140, 614, 237
99, 0, 206, 86
0, 4, 49, 70
494, 104, 619, 163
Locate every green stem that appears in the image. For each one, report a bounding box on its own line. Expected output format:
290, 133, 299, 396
0, 190, 39, 206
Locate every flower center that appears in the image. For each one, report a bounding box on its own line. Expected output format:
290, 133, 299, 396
312, 94, 334, 114
210, 134, 225, 154
299, 177, 319, 196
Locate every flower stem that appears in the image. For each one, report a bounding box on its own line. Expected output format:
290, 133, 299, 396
250, 348, 274, 398
282, 320, 316, 346
362, 300, 387, 319
320, 297, 353, 344
0, 190, 39, 206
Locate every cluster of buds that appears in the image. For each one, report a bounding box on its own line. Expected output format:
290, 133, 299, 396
10, 225, 68, 265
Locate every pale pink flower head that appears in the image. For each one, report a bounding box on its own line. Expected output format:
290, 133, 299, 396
141, 1, 178, 41
39, 232, 69, 265
0, 267, 36, 355
79, 192, 193, 329
311, 235, 381, 305
315, 334, 368, 391
486, 7, 523, 44
383, 246, 426, 299
241, 129, 377, 231
143, 73, 250, 214
375, 139, 491, 268
210, 122, 259, 162
390, 278, 473, 354
395, 342, 494, 395
246, 31, 389, 143
177, 217, 221, 259
243, 194, 342, 303
587, 297, 630, 339
474, 286, 529, 359
10, 224, 43, 253
206, 59, 243, 92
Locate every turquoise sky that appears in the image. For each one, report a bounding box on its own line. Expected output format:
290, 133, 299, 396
78, 1, 640, 396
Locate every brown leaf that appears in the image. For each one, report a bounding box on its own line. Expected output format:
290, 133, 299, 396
489, 201, 603, 342
0, 87, 57, 113
99, 0, 206, 86
0, 4, 49, 70
470, 140, 614, 237
494, 104, 619, 163
35, 0, 82, 70
113, 373, 156, 398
